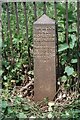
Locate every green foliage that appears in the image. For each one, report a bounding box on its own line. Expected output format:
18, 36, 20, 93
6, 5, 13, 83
60, 100, 80, 120
71, 59, 77, 63
1, 2, 79, 119
2, 100, 8, 109
61, 75, 68, 82
2, 2, 78, 87
0, 70, 4, 76
2, 3, 34, 85
69, 34, 76, 49
58, 43, 69, 52
64, 66, 74, 76
1, 90, 80, 120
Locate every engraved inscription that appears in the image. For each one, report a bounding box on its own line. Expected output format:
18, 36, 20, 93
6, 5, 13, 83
34, 26, 55, 58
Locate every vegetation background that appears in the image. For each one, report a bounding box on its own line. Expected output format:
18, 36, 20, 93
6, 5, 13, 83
1, 2, 80, 119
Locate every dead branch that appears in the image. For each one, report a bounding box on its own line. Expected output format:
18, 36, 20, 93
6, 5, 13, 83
20, 79, 34, 92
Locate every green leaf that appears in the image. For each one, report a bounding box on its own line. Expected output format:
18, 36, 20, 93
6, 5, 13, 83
3, 76, 7, 80
23, 105, 30, 111
2, 101, 8, 109
71, 59, 77, 63
0, 37, 2, 48
68, 29, 76, 34
18, 112, 27, 118
0, 70, 4, 76
58, 43, 69, 52
61, 55, 67, 65
61, 75, 67, 82
69, 35, 76, 49
64, 66, 74, 76
8, 107, 13, 114
13, 38, 18, 44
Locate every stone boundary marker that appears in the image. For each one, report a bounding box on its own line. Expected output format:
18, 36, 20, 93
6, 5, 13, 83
33, 14, 56, 101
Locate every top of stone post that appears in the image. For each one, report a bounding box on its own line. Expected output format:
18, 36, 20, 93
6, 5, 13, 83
34, 14, 55, 25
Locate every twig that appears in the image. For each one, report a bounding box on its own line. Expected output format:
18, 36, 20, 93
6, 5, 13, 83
20, 79, 34, 92
53, 87, 62, 101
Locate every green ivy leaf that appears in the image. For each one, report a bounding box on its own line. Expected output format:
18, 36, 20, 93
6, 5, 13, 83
18, 112, 27, 118
61, 75, 67, 82
2, 101, 8, 109
69, 35, 76, 49
71, 59, 77, 63
0, 70, 4, 76
58, 43, 69, 52
3, 76, 7, 80
8, 107, 13, 114
61, 55, 67, 65
23, 105, 30, 111
13, 38, 18, 44
64, 66, 74, 76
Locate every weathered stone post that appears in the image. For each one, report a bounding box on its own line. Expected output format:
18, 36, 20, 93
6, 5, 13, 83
33, 14, 56, 101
